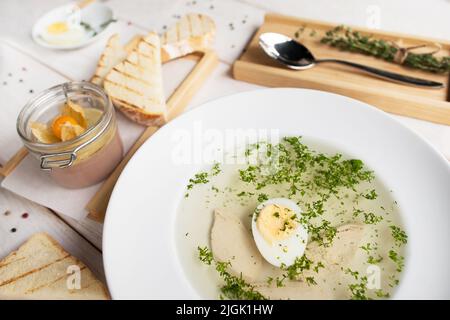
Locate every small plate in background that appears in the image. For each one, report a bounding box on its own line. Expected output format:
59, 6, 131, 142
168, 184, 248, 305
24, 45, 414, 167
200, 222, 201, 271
32, 2, 114, 50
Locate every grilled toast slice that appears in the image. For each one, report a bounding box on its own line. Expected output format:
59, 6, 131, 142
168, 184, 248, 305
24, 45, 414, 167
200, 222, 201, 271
103, 32, 166, 126
91, 34, 142, 86
0, 233, 109, 300
161, 13, 215, 61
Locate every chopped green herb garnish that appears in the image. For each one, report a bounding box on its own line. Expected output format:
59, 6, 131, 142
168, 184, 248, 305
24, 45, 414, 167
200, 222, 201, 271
237, 191, 254, 197
367, 255, 383, 264
390, 225, 408, 246
239, 137, 374, 195
185, 163, 223, 195
348, 276, 369, 300
307, 219, 337, 247
198, 246, 213, 265
305, 276, 317, 286
211, 162, 221, 176
187, 172, 209, 190
388, 250, 405, 272
313, 261, 325, 273
375, 289, 390, 298
360, 243, 374, 253
276, 277, 285, 287
257, 193, 269, 203
363, 189, 378, 200
197, 247, 266, 300
280, 255, 314, 280
345, 268, 359, 280
363, 212, 383, 225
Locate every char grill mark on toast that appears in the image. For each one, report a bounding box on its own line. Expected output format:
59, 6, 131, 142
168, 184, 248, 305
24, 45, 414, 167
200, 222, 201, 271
142, 39, 157, 51
187, 14, 193, 37
121, 59, 139, 67
103, 31, 165, 123
24, 265, 87, 294
176, 19, 181, 43
131, 50, 153, 60
105, 80, 163, 105
112, 97, 163, 112
109, 66, 154, 87
0, 255, 24, 269
0, 254, 71, 287
0, 233, 110, 300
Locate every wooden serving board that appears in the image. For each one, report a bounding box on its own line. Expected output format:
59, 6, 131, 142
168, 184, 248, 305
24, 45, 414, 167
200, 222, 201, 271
0, 148, 28, 177
233, 13, 450, 125
86, 50, 218, 222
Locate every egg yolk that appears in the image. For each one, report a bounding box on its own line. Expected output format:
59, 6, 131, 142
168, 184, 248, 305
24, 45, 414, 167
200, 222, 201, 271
47, 22, 69, 35
51, 115, 79, 139
256, 204, 298, 245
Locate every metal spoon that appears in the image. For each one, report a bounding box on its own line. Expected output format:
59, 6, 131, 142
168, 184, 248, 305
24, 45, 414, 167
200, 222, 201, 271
259, 32, 443, 88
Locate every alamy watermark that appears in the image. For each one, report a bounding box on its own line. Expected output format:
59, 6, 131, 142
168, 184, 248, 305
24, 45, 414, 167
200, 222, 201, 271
66, 265, 81, 290
366, 4, 381, 29
170, 121, 281, 167
366, 264, 381, 289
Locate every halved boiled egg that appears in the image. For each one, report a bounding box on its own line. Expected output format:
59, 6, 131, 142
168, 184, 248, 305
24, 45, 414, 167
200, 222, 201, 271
251, 198, 308, 267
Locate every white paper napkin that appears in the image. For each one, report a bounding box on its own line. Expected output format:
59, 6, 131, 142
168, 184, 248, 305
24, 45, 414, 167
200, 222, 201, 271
0, 40, 68, 165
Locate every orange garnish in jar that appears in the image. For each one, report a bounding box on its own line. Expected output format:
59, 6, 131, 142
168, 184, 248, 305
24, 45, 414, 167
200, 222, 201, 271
51, 115, 79, 139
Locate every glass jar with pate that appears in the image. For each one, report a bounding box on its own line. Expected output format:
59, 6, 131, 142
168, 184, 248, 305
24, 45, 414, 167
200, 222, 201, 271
17, 81, 123, 189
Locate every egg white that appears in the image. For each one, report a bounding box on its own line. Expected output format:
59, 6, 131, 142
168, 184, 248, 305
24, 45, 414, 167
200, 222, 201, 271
251, 198, 308, 267
40, 22, 87, 46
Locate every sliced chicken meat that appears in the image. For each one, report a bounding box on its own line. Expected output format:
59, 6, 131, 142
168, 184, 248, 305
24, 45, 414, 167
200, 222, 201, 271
210, 209, 263, 282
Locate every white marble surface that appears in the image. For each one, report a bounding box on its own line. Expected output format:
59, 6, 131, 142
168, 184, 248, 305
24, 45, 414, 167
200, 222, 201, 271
0, 0, 448, 296
0, 41, 68, 164
243, 0, 450, 40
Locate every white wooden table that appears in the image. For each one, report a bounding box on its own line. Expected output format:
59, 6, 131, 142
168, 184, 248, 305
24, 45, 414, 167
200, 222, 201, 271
1, 0, 449, 285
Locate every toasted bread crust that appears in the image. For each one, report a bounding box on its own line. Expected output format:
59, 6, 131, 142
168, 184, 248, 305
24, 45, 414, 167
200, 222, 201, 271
90, 34, 141, 86
90, 34, 124, 86
112, 97, 167, 126
0, 233, 110, 300
92, 15, 215, 126
104, 32, 166, 126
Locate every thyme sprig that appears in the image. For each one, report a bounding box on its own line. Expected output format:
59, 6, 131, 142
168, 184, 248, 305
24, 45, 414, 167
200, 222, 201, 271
80, 18, 117, 37
321, 26, 450, 74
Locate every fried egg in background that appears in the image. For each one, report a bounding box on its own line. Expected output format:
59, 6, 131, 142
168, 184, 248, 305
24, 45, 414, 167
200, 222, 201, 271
32, 2, 114, 49
40, 20, 87, 46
